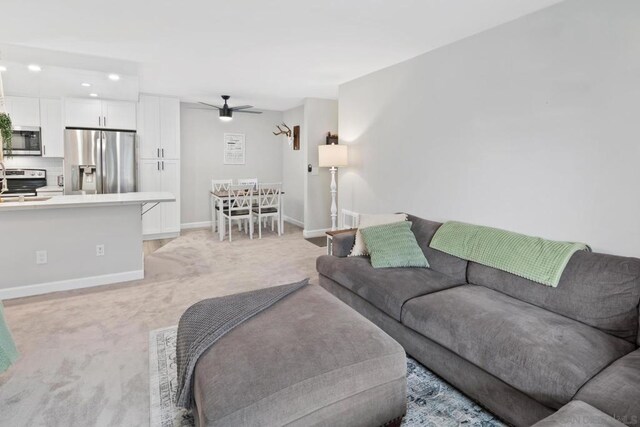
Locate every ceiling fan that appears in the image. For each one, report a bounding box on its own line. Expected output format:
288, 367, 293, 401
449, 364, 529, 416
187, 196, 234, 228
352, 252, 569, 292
199, 95, 262, 121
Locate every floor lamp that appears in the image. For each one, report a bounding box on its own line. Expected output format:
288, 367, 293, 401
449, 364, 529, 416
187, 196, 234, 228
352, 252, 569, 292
318, 143, 348, 231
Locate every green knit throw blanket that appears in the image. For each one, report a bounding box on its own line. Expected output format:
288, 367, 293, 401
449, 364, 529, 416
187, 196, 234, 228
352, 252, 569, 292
430, 221, 590, 287
0, 302, 19, 373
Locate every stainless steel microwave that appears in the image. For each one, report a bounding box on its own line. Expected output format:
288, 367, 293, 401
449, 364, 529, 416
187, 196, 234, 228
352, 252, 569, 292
3, 126, 42, 156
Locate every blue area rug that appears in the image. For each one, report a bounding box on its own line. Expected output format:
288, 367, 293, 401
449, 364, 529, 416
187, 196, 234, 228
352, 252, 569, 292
149, 326, 505, 427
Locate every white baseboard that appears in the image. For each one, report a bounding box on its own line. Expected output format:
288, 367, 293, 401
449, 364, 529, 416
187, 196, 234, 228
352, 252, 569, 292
303, 228, 331, 238
0, 270, 145, 300
283, 215, 304, 228
181, 221, 212, 230
143, 231, 181, 241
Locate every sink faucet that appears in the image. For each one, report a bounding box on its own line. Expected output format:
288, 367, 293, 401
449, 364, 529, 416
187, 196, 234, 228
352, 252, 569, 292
0, 161, 7, 195
0, 161, 7, 203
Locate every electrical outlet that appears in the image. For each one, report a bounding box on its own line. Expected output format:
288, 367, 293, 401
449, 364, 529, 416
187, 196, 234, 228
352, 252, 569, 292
36, 250, 48, 265
96, 244, 105, 257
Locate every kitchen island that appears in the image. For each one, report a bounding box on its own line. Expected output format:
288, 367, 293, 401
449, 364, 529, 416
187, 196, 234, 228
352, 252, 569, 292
0, 192, 175, 299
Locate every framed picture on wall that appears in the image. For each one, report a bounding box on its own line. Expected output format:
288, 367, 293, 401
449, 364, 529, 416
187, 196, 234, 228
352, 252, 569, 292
223, 133, 246, 165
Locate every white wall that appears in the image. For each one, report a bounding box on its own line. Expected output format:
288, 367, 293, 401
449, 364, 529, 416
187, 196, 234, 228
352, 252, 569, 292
338, 0, 640, 256
0, 204, 143, 297
180, 104, 284, 225
281, 105, 305, 226
304, 98, 338, 234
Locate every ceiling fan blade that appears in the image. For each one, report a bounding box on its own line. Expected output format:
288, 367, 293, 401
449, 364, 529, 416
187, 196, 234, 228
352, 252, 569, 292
198, 102, 222, 109
234, 110, 263, 114
230, 105, 254, 110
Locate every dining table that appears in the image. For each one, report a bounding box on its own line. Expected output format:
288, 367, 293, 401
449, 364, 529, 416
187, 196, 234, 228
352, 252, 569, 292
210, 189, 285, 241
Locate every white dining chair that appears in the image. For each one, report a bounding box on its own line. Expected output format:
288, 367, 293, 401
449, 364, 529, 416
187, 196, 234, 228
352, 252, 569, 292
222, 184, 254, 242
252, 183, 282, 238
210, 179, 232, 233
237, 178, 258, 189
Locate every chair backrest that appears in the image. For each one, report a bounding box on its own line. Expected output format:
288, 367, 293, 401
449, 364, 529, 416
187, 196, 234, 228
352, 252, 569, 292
237, 178, 258, 189
226, 184, 254, 211
211, 179, 232, 193
256, 183, 282, 211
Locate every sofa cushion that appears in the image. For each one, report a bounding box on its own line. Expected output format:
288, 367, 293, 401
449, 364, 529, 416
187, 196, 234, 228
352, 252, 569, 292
193, 284, 407, 427
406, 215, 468, 283
574, 348, 640, 426
467, 250, 640, 343
532, 401, 627, 427
401, 285, 635, 409
316, 255, 464, 321
360, 221, 429, 269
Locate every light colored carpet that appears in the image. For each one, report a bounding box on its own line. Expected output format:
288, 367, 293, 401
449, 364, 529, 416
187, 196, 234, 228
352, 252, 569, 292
0, 223, 325, 427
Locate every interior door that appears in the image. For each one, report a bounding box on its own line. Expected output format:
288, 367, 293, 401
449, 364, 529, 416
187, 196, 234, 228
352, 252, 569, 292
102, 131, 137, 194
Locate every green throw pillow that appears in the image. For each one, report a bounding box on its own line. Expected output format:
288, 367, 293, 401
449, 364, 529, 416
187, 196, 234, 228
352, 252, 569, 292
360, 221, 429, 268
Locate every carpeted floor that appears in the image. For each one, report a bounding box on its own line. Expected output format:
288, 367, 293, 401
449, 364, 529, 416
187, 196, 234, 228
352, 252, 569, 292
0, 223, 325, 427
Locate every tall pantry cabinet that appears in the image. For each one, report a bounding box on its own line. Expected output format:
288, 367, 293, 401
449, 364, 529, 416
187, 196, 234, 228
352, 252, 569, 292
138, 95, 181, 239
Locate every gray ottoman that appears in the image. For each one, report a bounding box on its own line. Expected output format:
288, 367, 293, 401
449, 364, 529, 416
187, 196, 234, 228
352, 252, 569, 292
192, 284, 407, 426
532, 401, 626, 427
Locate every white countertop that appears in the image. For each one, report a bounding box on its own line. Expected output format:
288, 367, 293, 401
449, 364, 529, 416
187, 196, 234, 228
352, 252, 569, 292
0, 192, 175, 212
36, 186, 65, 192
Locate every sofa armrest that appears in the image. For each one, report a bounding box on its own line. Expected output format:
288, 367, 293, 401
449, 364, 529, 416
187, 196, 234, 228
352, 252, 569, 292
331, 230, 357, 257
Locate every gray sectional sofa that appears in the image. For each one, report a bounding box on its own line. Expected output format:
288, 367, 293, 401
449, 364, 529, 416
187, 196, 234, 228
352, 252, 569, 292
316, 214, 640, 427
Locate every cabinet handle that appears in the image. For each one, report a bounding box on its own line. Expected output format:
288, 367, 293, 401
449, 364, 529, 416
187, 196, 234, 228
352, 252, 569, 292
162, 161, 165, 171
99, 116, 101, 126
161, 148, 164, 158
157, 161, 160, 171
43, 145, 46, 156
157, 148, 160, 158
104, 116, 107, 127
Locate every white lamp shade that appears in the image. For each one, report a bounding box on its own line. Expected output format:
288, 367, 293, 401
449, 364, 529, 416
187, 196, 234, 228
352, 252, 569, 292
318, 144, 348, 167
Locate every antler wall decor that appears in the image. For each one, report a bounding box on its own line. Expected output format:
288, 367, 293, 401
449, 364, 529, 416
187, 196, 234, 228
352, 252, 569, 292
273, 123, 292, 138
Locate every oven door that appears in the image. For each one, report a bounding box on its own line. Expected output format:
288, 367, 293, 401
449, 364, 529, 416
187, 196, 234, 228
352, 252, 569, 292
4, 127, 42, 156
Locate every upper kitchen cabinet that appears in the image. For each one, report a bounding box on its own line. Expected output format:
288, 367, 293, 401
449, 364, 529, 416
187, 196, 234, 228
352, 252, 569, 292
40, 98, 64, 158
138, 95, 180, 159
102, 100, 137, 130
4, 96, 40, 128
64, 98, 137, 130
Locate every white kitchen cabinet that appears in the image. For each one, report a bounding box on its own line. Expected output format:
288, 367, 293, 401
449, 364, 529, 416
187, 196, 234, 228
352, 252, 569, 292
160, 98, 180, 159
138, 95, 180, 159
4, 96, 40, 127
64, 98, 137, 130
40, 99, 64, 157
140, 159, 164, 236
102, 100, 137, 130
140, 158, 180, 237
160, 159, 180, 233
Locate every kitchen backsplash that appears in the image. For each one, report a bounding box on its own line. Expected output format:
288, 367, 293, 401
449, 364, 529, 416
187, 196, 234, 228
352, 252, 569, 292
3, 157, 64, 187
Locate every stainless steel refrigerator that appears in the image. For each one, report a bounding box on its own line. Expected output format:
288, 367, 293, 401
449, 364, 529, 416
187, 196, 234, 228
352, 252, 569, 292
64, 128, 137, 195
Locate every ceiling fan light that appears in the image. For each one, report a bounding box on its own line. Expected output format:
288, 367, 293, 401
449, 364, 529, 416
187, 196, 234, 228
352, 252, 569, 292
219, 110, 233, 121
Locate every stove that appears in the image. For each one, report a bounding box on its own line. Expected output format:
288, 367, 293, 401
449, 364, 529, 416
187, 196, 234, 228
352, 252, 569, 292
2, 169, 47, 198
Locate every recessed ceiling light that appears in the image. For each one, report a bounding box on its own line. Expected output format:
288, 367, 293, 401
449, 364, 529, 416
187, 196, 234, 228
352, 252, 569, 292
28, 64, 42, 72
89, 93, 98, 97
81, 82, 91, 87
0, 66, 6, 72
108, 74, 120, 81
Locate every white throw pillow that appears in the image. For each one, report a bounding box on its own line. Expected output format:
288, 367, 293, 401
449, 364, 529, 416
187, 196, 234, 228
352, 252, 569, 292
349, 213, 408, 257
